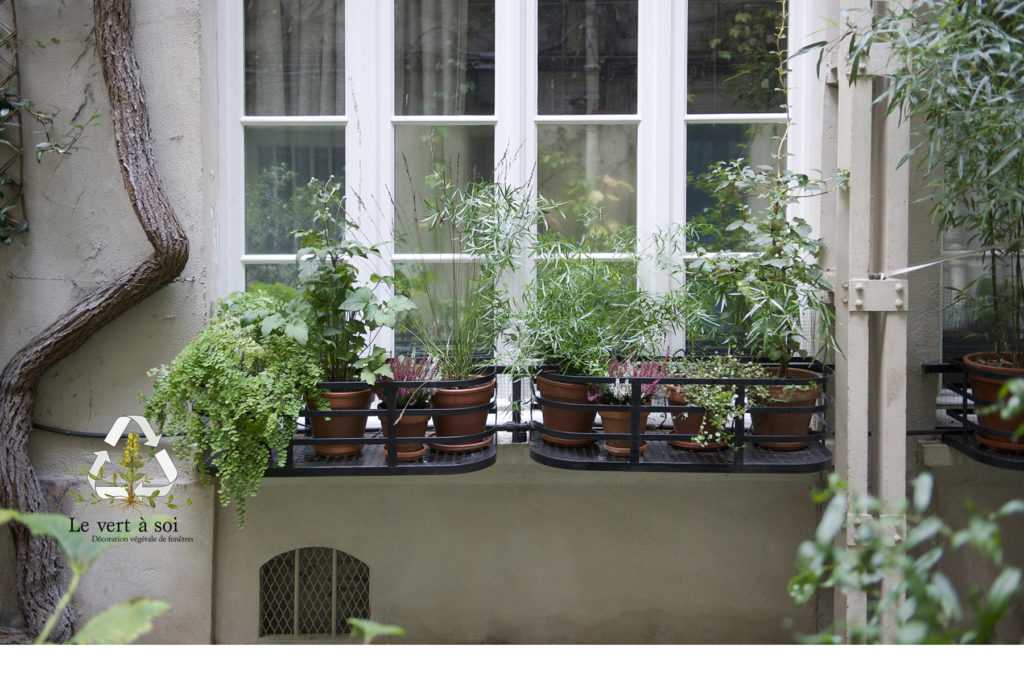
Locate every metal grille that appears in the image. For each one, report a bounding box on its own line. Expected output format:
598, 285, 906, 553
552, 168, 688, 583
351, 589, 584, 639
258, 547, 370, 639
297, 547, 334, 635
258, 551, 294, 637
335, 550, 370, 634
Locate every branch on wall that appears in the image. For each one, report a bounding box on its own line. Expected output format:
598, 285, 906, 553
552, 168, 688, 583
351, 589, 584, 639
0, 0, 189, 641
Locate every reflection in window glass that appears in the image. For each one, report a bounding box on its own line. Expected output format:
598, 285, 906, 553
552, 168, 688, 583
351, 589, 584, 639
685, 123, 785, 250
395, 0, 495, 115
538, 124, 637, 250
394, 262, 493, 355
538, 0, 638, 115
245, 127, 345, 254
941, 257, 1019, 361
245, 263, 300, 293
394, 125, 495, 253
245, 0, 345, 115
687, 0, 786, 114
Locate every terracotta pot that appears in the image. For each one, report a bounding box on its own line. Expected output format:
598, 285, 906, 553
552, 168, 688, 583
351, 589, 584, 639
964, 352, 1024, 453
598, 407, 652, 458
536, 373, 597, 446
430, 377, 496, 453
750, 367, 821, 451
310, 388, 372, 458
667, 387, 727, 451
379, 409, 429, 461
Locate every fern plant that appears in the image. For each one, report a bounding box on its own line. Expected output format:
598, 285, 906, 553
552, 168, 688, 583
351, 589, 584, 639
145, 291, 322, 525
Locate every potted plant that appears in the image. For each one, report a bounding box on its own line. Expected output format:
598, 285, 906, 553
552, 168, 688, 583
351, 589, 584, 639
670, 161, 836, 451
378, 355, 436, 461
590, 358, 665, 457
297, 177, 415, 458
843, 1, 1024, 451
399, 174, 543, 452
666, 356, 767, 451
511, 235, 678, 446
145, 289, 321, 525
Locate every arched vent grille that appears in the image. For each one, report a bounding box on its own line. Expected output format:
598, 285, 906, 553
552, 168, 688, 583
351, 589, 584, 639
259, 547, 370, 638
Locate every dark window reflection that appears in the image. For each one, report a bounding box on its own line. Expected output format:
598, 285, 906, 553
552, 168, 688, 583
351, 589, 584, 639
395, 0, 495, 115
245, 0, 345, 115
538, 0, 638, 115
688, 0, 786, 114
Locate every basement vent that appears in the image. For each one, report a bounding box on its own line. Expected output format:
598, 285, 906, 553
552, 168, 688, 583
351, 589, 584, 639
259, 547, 370, 638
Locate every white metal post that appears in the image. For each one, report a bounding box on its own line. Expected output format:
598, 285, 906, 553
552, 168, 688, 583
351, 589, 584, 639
833, 0, 874, 635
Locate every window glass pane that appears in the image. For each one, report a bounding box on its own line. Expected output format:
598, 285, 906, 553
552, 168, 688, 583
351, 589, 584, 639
538, 0, 638, 115
245, 264, 300, 293
245, 0, 345, 115
394, 125, 495, 253
688, 0, 786, 114
941, 257, 1016, 361
538, 123, 637, 250
395, 0, 495, 115
685, 123, 785, 250
245, 127, 345, 254
394, 262, 491, 355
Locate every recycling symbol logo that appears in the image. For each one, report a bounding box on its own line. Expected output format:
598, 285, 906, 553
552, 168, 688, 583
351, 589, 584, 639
88, 415, 178, 499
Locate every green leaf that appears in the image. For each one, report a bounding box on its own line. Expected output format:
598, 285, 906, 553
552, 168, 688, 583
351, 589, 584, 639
346, 618, 405, 644
284, 321, 308, 346
907, 517, 944, 548
998, 500, 1024, 517
70, 598, 170, 644
912, 473, 933, 513
0, 509, 106, 570
340, 287, 374, 312
260, 313, 285, 337
986, 567, 1022, 614
816, 494, 847, 544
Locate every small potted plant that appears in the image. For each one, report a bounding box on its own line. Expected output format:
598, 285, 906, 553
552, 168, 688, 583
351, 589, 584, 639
297, 177, 415, 458
666, 356, 767, 450
590, 358, 666, 457
399, 174, 543, 452
378, 355, 436, 461
512, 235, 677, 446
671, 161, 837, 450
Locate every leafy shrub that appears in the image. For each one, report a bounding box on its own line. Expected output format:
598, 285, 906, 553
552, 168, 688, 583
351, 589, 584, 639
145, 291, 321, 525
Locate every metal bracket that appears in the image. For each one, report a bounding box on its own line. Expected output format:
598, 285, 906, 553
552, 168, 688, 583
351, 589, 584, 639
879, 514, 906, 547
846, 513, 874, 546
842, 278, 908, 312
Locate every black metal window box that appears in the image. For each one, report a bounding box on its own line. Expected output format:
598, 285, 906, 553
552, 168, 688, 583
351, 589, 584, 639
265, 362, 834, 477
922, 361, 1024, 471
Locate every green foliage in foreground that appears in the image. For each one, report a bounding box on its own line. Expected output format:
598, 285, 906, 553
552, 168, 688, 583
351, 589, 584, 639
790, 474, 1024, 644
145, 291, 322, 525
0, 509, 169, 644
347, 618, 406, 644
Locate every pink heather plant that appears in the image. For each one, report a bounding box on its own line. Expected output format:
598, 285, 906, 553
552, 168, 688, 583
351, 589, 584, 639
590, 358, 667, 404
385, 355, 437, 408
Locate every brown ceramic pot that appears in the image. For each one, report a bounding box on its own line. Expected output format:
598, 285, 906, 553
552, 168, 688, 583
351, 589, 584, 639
379, 409, 430, 461
430, 377, 496, 453
667, 387, 727, 451
598, 407, 652, 458
750, 367, 821, 451
964, 352, 1024, 453
536, 373, 597, 446
310, 388, 372, 458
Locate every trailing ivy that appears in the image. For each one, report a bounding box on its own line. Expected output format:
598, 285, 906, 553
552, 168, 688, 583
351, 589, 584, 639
145, 291, 321, 525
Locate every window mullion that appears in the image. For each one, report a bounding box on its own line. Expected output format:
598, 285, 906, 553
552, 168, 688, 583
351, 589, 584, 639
217, 0, 245, 298
494, 0, 535, 363
346, 0, 395, 354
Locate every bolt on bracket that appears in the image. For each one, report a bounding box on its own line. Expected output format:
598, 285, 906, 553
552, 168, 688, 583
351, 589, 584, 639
845, 278, 908, 312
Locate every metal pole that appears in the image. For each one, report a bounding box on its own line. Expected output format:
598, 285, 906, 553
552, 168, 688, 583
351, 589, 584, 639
833, 0, 874, 636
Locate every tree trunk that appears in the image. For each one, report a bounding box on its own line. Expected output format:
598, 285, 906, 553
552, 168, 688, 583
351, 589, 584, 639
0, 0, 189, 641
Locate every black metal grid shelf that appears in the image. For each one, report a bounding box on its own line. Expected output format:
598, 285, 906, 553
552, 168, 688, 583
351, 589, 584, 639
922, 360, 1024, 471
265, 440, 497, 477
528, 432, 831, 473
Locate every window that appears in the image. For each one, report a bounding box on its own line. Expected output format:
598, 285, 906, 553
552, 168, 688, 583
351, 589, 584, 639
218, 1, 806, 353
259, 546, 370, 639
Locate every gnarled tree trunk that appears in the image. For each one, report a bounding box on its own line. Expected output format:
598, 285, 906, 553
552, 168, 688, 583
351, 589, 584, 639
0, 0, 189, 641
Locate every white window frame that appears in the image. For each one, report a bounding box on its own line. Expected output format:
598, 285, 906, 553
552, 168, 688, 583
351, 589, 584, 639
215, 0, 816, 355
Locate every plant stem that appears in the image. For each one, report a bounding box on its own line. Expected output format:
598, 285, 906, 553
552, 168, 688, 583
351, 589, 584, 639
34, 567, 80, 644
